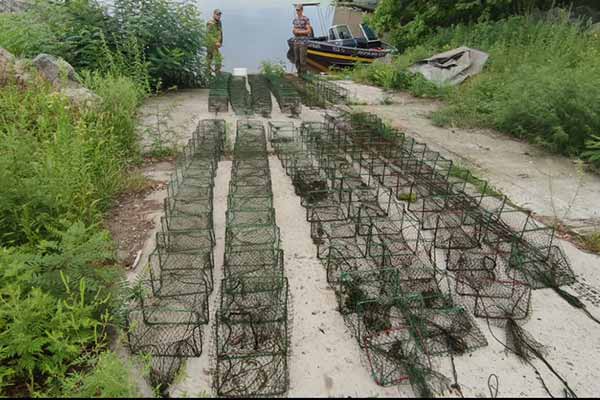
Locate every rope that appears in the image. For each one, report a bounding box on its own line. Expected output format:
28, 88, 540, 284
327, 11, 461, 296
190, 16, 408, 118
487, 374, 499, 398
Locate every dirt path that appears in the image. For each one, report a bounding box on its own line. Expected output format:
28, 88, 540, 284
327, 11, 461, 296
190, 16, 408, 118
347, 87, 600, 235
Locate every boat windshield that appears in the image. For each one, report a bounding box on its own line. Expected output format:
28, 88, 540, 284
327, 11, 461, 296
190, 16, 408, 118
329, 25, 353, 40
360, 24, 379, 42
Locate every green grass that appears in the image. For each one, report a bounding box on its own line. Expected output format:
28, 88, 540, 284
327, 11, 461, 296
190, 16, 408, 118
578, 232, 600, 254
398, 193, 418, 203
350, 13, 600, 164
0, 73, 147, 396
449, 164, 504, 198
58, 352, 141, 397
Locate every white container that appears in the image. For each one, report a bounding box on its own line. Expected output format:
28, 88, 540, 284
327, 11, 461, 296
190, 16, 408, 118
232, 68, 248, 77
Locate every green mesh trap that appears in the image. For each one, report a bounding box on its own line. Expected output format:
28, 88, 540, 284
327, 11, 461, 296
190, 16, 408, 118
127, 119, 225, 393
227, 193, 274, 212
229, 76, 253, 116
266, 75, 301, 116
156, 228, 215, 253
209, 73, 231, 113
248, 74, 273, 117
215, 352, 288, 397
213, 119, 290, 396
337, 268, 401, 315
226, 208, 276, 227
296, 73, 348, 108
127, 307, 204, 357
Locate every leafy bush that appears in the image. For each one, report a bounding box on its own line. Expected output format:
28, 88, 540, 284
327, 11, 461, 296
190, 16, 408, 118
369, 0, 594, 51
0, 74, 144, 246
351, 61, 448, 98
0, 11, 59, 56
0, 74, 140, 396
59, 352, 140, 397
0, 0, 208, 88
0, 222, 125, 394
431, 14, 600, 156
0, 2, 166, 396
583, 135, 600, 167
260, 60, 287, 79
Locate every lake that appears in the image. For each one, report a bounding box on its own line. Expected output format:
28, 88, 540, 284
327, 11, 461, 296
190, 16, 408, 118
196, 0, 335, 73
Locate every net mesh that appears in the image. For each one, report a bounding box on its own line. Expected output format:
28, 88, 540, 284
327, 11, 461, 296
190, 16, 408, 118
126, 120, 224, 389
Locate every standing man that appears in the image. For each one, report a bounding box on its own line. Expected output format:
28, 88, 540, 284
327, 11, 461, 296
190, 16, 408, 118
292, 4, 313, 77
207, 9, 223, 75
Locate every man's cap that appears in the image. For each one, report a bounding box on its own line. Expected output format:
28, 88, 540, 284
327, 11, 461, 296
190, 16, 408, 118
214, 9, 222, 15
295, 4, 303, 10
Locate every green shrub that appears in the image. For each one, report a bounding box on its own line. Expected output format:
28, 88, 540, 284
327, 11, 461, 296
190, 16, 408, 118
369, 0, 592, 51
0, 76, 140, 396
59, 352, 140, 397
0, 12, 60, 56
0, 0, 207, 89
0, 3, 158, 396
431, 15, 600, 156
111, 0, 208, 88
0, 255, 114, 393
0, 74, 144, 246
260, 60, 287, 79
583, 135, 600, 167
351, 61, 448, 98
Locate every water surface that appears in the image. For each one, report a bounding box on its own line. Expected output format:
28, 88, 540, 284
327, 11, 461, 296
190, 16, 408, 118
197, 0, 334, 72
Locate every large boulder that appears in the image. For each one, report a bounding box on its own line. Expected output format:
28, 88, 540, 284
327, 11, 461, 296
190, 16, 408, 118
62, 86, 102, 109
1, 50, 100, 108
0, 0, 30, 13
31, 53, 100, 108
32, 53, 80, 89
0, 47, 15, 86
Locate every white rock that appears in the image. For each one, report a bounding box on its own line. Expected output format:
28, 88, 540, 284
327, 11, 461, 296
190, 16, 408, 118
62, 86, 102, 108
0, 47, 15, 86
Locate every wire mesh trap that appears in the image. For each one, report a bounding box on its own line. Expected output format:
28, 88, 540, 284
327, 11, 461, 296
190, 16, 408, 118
148, 355, 185, 392
285, 73, 347, 109
361, 322, 433, 390
215, 351, 288, 397
212, 119, 290, 397
270, 110, 585, 395
248, 74, 273, 117
209, 72, 231, 113
127, 307, 204, 357
266, 75, 302, 117
126, 119, 224, 392
229, 76, 253, 116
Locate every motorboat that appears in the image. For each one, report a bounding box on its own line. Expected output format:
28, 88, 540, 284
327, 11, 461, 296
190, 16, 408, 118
288, 23, 395, 71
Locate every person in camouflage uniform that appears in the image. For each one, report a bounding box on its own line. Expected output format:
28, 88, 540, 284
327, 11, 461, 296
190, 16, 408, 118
207, 9, 223, 74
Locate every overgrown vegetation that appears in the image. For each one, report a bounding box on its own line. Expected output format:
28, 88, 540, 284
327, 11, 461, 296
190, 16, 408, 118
578, 232, 600, 254
260, 60, 287, 80
351, 10, 600, 165
0, 0, 210, 395
369, 0, 599, 51
0, 0, 208, 88
0, 75, 143, 397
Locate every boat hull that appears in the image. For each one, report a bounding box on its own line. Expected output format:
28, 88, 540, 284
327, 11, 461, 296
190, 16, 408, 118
287, 38, 391, 71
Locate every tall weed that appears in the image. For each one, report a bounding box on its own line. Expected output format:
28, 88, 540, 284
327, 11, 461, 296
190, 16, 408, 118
58, 351, 140, 397
0, 74, 143, 246
0, 73, 142, 396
